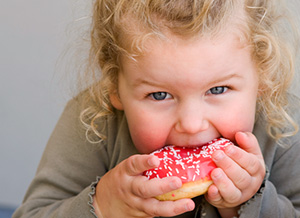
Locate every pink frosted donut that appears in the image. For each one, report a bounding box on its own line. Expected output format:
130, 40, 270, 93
143, 138, 233, 201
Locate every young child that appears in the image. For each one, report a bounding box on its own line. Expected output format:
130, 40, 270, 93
13, 0, 300, 217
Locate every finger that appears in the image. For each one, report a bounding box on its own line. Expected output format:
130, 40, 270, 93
133, 176, 182, 198
224, 144, 265, 176
210, 168, 242, 204
212, 149, 252, 190
124, 155, 160, 176
206, 184, 222, 204
233, 132, 265, 175
141, 198, 195, 217
235, 132, 262, 157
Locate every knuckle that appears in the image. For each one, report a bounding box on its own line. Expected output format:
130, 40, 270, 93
127, 155, 140, 174
235, 173, 251, 189
151, 207, 160, 217
143, 202, 160, 216
227, 191, 242, 204
232, 146, 243, 160
222, 161, 233, 172
244, 154, 259, 174
159, 178, 172, 193
135, 183, 148, 197
249, 158, 262, 174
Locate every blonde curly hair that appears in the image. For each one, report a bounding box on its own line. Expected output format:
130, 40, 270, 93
80, 0, 299, 142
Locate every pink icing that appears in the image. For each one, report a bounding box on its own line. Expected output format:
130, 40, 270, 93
143, 138, 233, 183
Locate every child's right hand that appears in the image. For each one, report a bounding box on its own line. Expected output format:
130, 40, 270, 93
94, 154, 195, 218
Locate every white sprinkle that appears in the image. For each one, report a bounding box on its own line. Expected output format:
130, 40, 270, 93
194, 154, 201, 158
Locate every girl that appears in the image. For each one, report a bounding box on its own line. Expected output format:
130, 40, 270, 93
13, 0, 300, 217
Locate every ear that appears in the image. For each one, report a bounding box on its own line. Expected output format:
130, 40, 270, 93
109, 92, 124, 110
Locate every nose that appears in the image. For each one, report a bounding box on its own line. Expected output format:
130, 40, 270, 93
174, 101, 209, 134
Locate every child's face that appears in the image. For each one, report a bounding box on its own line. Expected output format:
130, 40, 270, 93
111, 32, 259, 154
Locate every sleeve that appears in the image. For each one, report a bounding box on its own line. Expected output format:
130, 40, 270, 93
12, 98, 109, 218
238, 139, 300, 218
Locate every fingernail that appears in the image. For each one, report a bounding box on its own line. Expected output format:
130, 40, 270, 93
185, 202, 194, 211
211, 188, 218, 196
237, 131, 248, 138
148, 156, 159, 167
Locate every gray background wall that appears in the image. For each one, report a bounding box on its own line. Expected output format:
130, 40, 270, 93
0, 0, 91, 208
1, 0, 299, 209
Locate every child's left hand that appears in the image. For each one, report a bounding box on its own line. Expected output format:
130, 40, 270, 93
205, 132, 266, 217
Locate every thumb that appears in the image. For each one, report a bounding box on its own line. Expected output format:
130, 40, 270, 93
123, 154, 160, 176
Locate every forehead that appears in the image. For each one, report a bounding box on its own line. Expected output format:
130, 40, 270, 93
120, 30, 255, 90
119, 21, 250, 63
118, 8, 249, 59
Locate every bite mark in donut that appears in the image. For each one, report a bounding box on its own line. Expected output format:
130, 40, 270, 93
143, 138, 233, 201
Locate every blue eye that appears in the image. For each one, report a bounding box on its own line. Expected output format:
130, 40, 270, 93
207, 86, 228, 95
150, 92, 171, 100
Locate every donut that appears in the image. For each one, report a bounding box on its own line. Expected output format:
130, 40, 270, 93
143, 138, 233, 201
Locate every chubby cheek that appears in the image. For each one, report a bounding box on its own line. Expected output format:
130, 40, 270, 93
216, 105, 256, 144
126, 114, 170, 154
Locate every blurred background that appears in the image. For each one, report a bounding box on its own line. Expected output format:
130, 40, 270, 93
0, 0, 92, 216
0, 0, 299, 217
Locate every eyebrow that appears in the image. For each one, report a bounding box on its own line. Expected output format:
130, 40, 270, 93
206, 73, 242, 87
132, 72, 242, 89
132, 78, 164, 88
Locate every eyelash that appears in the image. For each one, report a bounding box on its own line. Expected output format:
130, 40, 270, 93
148, 92, 172, 101
147, 86, 230, 101
206, 86, 229, 95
